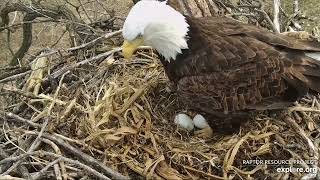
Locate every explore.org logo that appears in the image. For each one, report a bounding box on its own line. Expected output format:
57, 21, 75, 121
242, 159, 318, 175
276, 166, 317, 174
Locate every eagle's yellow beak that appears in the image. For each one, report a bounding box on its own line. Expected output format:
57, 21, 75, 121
121, 37, 144, 59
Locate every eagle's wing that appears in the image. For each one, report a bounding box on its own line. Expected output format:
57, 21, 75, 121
164, 16, 320, 114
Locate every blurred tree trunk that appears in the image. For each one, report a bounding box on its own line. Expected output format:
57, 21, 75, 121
132, 0, 220, 17
167, 0, 220, 17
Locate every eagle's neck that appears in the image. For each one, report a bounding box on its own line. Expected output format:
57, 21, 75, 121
159, 17, 195, 82
144, 19, 189, 61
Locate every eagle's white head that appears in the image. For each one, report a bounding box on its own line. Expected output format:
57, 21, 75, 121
122, 0, 189, 61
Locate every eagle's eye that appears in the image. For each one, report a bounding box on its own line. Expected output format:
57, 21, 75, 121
136, 34, 143, 39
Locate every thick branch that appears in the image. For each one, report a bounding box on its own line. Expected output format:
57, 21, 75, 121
0, 2, 83, 66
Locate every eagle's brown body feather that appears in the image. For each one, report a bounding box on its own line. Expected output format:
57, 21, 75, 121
159, 16, 320, 126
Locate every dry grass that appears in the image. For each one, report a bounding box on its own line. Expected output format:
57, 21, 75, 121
1, 45, 319, 179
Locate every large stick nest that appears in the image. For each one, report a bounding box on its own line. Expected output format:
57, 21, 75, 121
0, 0, 319, 179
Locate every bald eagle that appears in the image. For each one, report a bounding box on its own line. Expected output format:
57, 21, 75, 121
121, 0, 320, 130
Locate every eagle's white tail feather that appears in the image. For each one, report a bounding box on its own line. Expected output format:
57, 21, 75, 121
305, 52, 320, 61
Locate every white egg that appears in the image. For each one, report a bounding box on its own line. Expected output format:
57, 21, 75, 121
174, 113, 194, 131
193, 114, 209, 129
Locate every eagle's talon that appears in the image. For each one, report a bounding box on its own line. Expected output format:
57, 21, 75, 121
193, 114, 213, 138
194, 126, 213, 139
